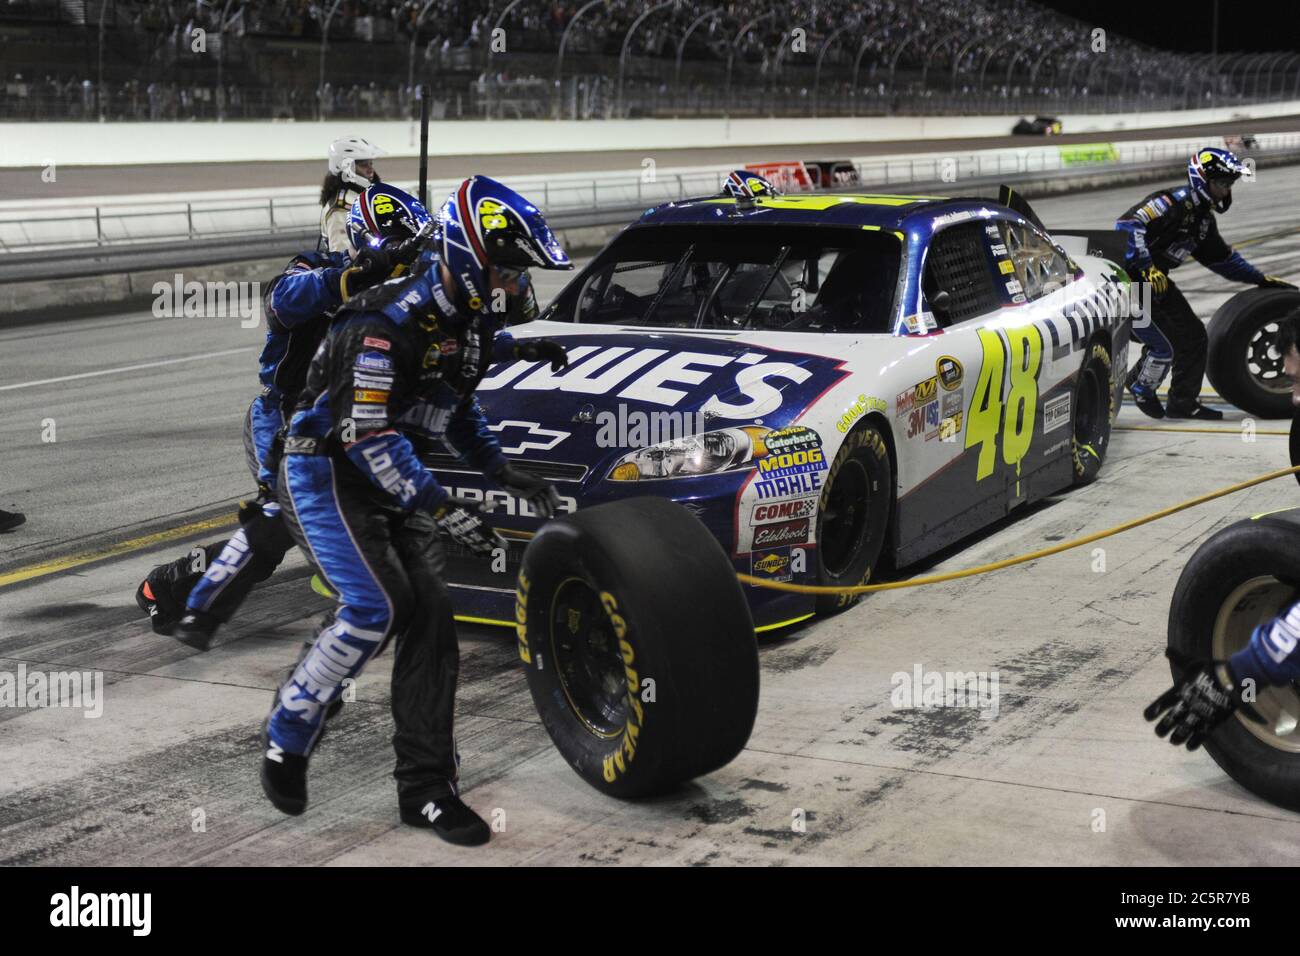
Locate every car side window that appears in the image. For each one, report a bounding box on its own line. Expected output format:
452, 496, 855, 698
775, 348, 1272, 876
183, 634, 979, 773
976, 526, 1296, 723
997, 221, 1074, 303
922, 221, 1003, 326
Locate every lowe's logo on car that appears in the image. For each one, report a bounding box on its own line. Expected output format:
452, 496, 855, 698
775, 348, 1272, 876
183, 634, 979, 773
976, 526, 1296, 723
478, 338, 845, 420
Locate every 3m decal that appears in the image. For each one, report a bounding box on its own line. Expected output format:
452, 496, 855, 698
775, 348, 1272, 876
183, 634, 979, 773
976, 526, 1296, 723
965, 324, 1043, 481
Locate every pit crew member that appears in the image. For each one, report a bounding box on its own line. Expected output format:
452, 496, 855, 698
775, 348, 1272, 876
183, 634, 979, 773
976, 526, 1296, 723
1117, 147, 1295, 420
320, 136, 385, 254
261, 176, 571, 846
135, 184, 431, 648
1146, 308, 1300, 748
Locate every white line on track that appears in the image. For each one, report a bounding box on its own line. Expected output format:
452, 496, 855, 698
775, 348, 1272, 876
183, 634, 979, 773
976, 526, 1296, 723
0, 346, 257, 391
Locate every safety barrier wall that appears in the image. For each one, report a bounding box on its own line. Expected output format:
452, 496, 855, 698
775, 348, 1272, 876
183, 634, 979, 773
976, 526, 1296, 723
5, 132, 1299, 254
4, 99, 1300, 168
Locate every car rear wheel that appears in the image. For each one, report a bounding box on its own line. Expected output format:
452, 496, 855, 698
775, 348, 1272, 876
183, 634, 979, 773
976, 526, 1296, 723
1167, 515, 1300, 811
814, 423, 893, 616
1072, 343, 1113, 486
515, 497, 759, 798
1206, 287, 1300, 419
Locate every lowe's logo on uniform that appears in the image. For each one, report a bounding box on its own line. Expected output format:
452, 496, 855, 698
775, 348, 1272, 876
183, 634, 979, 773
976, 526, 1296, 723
478, 338, 846, 421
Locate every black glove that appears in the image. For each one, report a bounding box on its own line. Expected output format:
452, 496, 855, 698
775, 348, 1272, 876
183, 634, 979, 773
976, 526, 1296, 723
344, 247, 395, 297
432, 497, 504, 557
494, 463, 562, 519
1259, 275, 1297, 290
1144, 657, 1260, 750
514, 339, 568, 372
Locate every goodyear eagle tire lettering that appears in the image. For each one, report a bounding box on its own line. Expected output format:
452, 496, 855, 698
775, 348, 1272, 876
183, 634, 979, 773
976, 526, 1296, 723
1071, 343, 1113, 486
516, 497, 759, 798
814, 422, 893, 616
1167, 513, 1300, 812
1206, 287, 1300, 420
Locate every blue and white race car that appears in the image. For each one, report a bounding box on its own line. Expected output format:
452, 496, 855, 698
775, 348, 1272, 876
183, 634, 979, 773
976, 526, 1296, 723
431, 190, 1132, 631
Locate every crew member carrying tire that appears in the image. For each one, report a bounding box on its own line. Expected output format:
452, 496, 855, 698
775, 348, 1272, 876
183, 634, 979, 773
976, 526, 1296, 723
1146, 309, 1300, 755
1116, 147, 1295, 420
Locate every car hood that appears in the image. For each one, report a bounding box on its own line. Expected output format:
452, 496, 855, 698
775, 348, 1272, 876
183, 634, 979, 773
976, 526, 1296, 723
474, 325, 850, 481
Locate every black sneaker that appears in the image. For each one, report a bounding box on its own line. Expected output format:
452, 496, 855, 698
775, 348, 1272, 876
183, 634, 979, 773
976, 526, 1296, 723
175, 610, 220, 651
1126, 385, 1165, 419
400, 796, 491, 846
1166, 401, 1223, 421
135, 570, 181, 636
260, 721, 309, 816
0, 510, 24, 533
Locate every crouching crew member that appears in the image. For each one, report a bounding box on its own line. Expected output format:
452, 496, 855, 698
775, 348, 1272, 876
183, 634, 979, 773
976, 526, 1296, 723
1117, 147, 1294, 420
261, 176, 572, 846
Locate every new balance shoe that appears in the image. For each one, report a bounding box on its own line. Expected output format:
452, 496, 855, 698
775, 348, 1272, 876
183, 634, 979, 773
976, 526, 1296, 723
400, 796, 491, 846
1166, 401, 1224, 421
134, 570, 182, 636
175, 610, 221, 651
260, 720, 309, 816
1126, 383, 1165, 419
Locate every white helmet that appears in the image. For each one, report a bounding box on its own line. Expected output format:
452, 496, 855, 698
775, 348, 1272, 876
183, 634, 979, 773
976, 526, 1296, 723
327, 136, 385, 191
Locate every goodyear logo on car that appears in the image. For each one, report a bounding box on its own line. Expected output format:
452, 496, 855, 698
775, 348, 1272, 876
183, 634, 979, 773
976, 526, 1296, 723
837, 394, 888, 434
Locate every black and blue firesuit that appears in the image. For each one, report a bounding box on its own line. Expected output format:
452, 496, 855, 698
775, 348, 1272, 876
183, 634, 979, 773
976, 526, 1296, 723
1116, 184, 1267, 406
267, 256, 514, 807
148, 250, 348, 623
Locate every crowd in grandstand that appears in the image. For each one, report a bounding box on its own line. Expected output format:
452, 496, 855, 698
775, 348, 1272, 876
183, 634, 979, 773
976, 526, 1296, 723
0, 0, 1276, 120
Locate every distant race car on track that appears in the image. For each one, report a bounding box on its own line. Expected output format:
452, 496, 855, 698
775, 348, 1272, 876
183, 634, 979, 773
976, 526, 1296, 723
429, 190, 1133, 631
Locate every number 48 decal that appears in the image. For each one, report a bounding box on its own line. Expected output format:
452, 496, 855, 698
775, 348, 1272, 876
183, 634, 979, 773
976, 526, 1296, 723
964, 324, 1043, 482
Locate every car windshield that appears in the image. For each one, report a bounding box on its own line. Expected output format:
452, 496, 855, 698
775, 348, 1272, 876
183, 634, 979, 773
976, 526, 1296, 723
540, 223, 902, 333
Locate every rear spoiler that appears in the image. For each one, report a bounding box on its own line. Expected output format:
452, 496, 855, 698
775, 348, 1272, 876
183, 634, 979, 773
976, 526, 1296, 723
996, 184, 1127, 263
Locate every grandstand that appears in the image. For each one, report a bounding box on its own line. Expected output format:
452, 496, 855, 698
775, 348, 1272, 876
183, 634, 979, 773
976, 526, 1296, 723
1, 0, 1297, 120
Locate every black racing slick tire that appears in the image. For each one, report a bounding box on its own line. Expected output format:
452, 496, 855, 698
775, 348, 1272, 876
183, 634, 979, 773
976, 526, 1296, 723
1071, 343, 1113, 486
1167, 514, 1300, 812
814, 423, 893, 616
1290, 410, 1300, 488
1206, 287, 1300, 419
515, 497, 759, 798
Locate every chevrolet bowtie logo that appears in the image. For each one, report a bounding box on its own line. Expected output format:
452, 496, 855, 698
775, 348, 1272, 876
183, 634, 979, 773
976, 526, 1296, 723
488, 420, 570, 455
